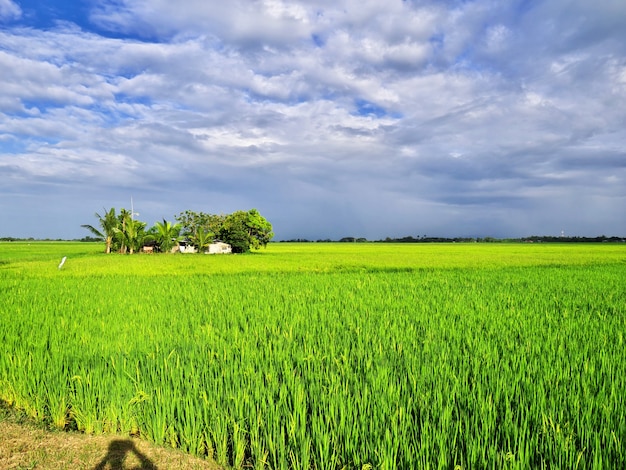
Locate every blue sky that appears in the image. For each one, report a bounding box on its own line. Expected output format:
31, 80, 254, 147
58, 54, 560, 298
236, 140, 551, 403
1, 0, 625, 240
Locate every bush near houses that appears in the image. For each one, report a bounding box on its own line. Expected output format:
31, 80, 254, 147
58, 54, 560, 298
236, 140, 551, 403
82, 208, 273, 254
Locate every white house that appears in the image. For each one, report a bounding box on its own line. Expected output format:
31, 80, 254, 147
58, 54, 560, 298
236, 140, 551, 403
172, 240, 197, 253
207, 242, 232, 254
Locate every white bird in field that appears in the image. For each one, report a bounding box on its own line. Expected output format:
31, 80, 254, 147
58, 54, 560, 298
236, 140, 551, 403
58, 257, 67, 269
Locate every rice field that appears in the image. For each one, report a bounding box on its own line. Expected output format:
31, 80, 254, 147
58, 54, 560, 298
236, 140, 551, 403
1, 241, 625, 469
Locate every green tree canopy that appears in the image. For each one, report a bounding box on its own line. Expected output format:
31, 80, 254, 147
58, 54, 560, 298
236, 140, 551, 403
84, 207, 273, 254
176, 208, 274, 253
245, 208, 274, 249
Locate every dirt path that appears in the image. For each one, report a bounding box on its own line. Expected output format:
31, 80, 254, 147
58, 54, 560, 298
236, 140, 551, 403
0, 408, 221, 470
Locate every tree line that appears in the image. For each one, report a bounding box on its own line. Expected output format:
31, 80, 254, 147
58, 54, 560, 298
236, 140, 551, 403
279, 235, 626, 243
82, 208, 273, 254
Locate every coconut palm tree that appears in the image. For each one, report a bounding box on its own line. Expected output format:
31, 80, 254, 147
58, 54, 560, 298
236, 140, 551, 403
114, 219, 148, 254
191, 227, 214, 253
116, 208, 133, 254
154, 219, 183, 253
81, 208, 119, 254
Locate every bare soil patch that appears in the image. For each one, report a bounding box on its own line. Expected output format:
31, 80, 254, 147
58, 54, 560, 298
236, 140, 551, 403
0, 404, 221, 470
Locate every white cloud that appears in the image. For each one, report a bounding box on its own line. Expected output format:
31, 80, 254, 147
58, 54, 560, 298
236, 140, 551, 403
1, 0, 625, 238
0, 0, 20, 21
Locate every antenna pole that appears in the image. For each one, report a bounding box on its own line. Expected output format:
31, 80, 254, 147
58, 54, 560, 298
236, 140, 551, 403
131, 197, 139, 221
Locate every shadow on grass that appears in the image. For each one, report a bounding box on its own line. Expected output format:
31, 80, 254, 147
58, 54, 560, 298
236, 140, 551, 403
94, 439, 157, 470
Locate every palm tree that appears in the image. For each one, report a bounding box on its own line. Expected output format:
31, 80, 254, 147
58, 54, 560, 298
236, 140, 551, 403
115, 219, 148, 254
81, 208, 119, 254
154, 219, 183, 253
191, 227, 214, 253
117, 209, 132, 254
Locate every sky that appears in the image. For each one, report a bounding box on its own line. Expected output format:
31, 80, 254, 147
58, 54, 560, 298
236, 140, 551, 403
1, 0, 625, 240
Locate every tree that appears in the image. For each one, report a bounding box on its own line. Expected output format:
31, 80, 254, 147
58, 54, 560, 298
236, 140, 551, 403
153, 219, 183, 253
245, 208, 274, 249
176, 211, 225, 240
219, 209, 274, 253
116, 209, 132, 253
190, 227, 214, 253
85, 207, 273, 255
114, 218, 148, 254
81, 208, 118, 253
220, 211, 251, 253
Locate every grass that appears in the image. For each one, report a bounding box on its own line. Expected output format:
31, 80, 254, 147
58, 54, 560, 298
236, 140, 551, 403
3, 240, 625, 276
1, 241, 625, 468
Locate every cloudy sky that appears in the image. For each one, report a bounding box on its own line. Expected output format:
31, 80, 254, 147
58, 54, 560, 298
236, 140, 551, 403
1, 0, 625, 240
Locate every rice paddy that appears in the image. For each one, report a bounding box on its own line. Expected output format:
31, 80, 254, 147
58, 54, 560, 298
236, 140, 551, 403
1, 241, 625, 469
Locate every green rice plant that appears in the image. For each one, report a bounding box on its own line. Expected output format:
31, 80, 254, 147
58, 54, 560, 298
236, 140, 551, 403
0, 242, 625, 468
